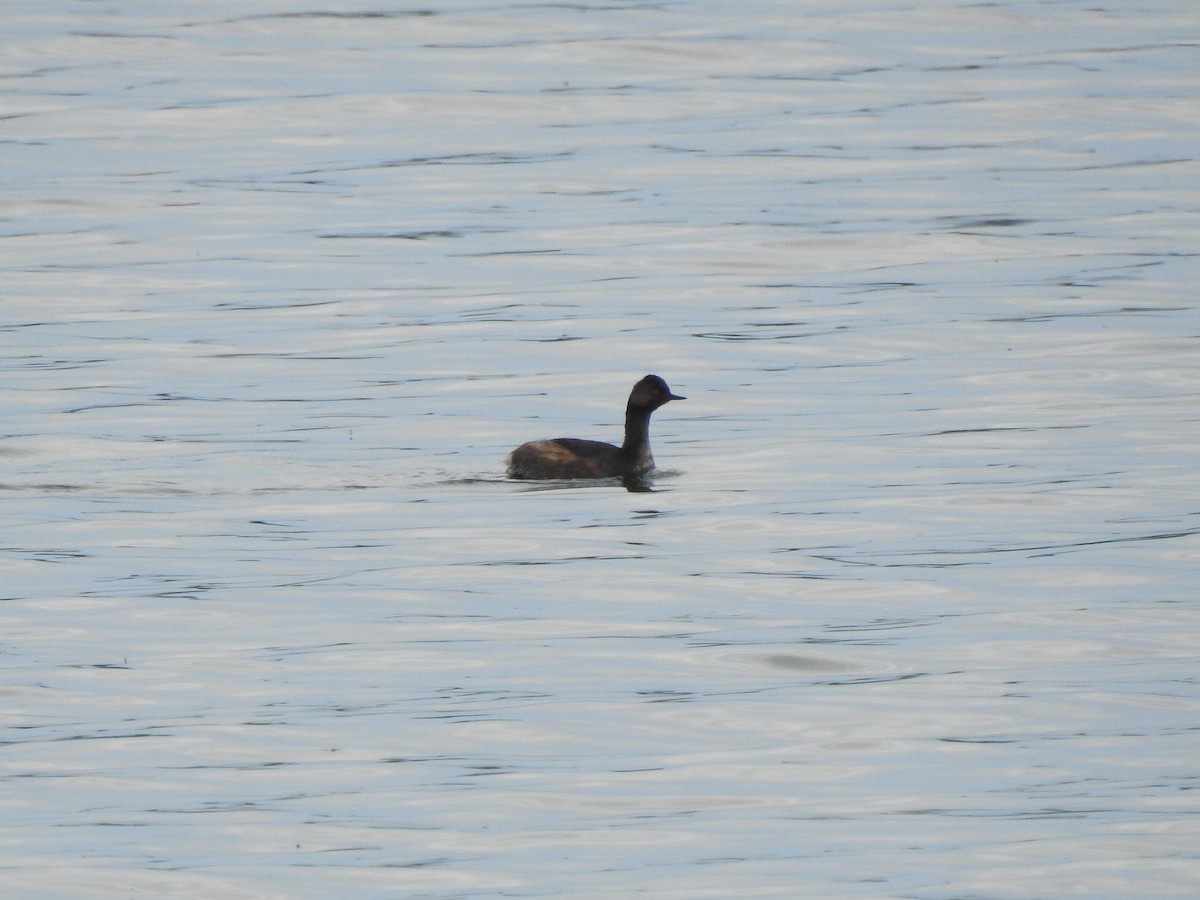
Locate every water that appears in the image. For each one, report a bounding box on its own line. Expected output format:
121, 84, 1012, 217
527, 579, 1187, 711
3, 1, 1198, 896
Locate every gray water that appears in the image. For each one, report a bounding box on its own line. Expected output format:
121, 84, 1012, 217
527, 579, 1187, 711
3, 1, 1198, 897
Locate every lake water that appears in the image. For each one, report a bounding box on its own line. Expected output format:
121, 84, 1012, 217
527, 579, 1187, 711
3, 1, 1198, 896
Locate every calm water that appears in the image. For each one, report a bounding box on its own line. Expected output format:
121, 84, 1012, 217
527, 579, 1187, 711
3, 1, 1198, 897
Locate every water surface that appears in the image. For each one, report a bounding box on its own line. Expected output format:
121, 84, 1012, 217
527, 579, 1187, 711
3, 1, 1198, 897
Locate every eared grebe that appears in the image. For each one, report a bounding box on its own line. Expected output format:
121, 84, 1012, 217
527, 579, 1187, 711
507, 374, 684, 480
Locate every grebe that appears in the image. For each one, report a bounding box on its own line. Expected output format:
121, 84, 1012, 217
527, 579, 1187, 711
507, 374, 684, 480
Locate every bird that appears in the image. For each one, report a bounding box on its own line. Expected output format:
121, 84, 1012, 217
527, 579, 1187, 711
507, 374, 684, 480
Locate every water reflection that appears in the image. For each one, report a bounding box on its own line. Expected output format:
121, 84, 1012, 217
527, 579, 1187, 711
505, 475, 656, 493
622, 474, 655, 493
